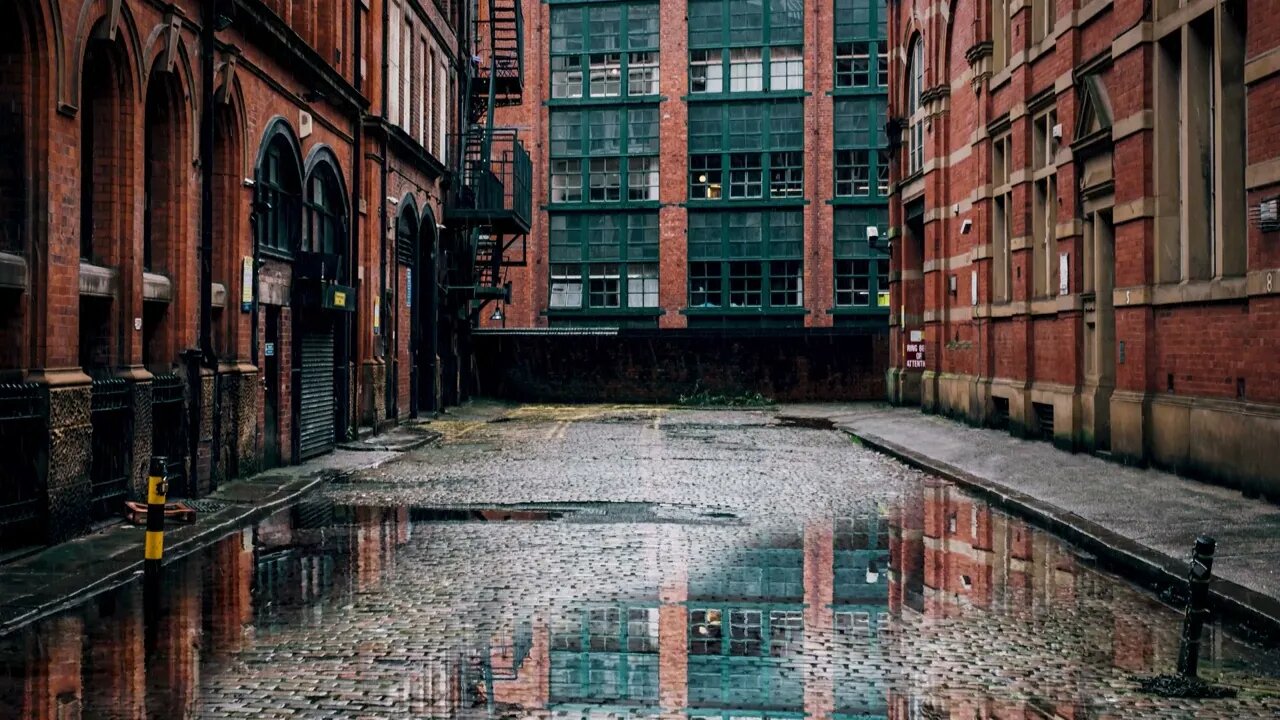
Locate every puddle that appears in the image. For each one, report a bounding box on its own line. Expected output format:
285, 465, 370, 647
776, 415, 837, 430
1, 483, 1279, 718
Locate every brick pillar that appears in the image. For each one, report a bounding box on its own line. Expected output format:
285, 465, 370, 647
803, 520, 834, 720
657, 0, 689, 329
805, 0, 835, 329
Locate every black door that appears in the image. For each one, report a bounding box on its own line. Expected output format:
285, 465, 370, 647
264, 306, 281, 469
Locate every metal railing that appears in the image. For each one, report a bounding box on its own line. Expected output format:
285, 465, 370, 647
89, 378, 133, 521
452, 131, 532, 230
151, 373, 187, 495
0, 383, 47, 551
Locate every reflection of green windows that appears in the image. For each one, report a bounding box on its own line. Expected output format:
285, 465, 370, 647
687, 607, 804, 657
551, 3, 660, 99
551, 607, 659, 702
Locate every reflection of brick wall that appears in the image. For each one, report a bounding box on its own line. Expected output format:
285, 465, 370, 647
82, 588, 145, 717
208, 530, 255, 656
803, 521, 834, 720
492, 623, 550, 707
21, 615, 84, 720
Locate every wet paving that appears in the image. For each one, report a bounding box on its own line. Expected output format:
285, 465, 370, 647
3, 405, 1280, 719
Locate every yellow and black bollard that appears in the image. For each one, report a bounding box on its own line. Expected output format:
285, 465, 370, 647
144, 456, 169, 574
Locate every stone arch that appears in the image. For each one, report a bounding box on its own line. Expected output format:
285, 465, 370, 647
301, 146, 350, 257
141, 15, 200, 160
70, 0, 146, 114
253, 117, 304, 257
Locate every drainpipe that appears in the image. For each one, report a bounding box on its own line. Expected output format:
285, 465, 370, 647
378, 0, 391, 431
350, 2, 364, 441
192, 0, 219, 491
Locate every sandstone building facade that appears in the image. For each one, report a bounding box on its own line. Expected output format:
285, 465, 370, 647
885, 0, 1280, 497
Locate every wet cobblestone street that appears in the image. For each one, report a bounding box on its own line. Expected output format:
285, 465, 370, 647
3, 405, 1280, 719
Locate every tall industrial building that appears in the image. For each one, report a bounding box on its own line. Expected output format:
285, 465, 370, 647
490, 0, 891, 333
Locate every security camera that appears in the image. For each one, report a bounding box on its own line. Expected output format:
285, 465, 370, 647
866, 226, 880, 241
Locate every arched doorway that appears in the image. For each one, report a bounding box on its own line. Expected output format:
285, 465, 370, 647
390, 199, 418, 420
297, 149, 350, 460
254, 121, 303, 469
142, 66, 188, 372
413, 208, 440, 416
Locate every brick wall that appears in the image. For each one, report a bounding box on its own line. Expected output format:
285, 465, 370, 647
475, 330, 889, 403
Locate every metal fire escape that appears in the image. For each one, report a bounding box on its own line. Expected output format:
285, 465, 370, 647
448, 0, 531, 318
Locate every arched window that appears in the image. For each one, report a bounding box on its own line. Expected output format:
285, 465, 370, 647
303, 162, 345, 256
396, 203, 418, 266
907, 37, 924, 175
257, 128, 302, 256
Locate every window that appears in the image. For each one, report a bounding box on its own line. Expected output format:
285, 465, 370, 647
402, 17, 413, 130
992, 0, 1010, 70
834, 99, 888, 198
550, 107, 658, 205
1031, 106, 1058, 297
835, 0, 887, 87
1154, 1, 1246, 283
688, 211, 804, 310
257, 135, 302, 256
834, 208, 888, 308
388, 1, 401, 123
729, 48, 764, 92
992, 130, 1013, 302
1032, 0, 1055, 45
907, 37, 925, 175
836, 41, 871, 88
551, 4, 660, 99
551, 607, 660, 702
417, 37, 427, 144
769, 47, 803, 91
302, 165, 345, 256
548, 213, 659, 311
688, 605, 805, 657
769, 610, 804, 656
687, 102, 804, 203
688, 0, 805, 93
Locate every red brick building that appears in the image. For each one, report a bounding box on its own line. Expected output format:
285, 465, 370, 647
885, 0, 1280, 497
0, 0, 507, 551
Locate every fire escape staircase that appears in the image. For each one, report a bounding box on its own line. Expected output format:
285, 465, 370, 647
447, 0, 529, 313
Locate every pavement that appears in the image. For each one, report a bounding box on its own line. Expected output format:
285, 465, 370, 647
0, 424, 423, 636
778, 402, 1280, 636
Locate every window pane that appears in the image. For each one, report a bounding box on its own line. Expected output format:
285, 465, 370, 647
770, 47, 804, 91
729, 261, 764, 308
629, 157, 660, 201
689, 262, 723, 308
550, 263, 583, 308
627, 263, 660, 308
588, 6, 622, 52
550, 7, 585, 53
628, 52, 660, 96
729, 48, 764, 92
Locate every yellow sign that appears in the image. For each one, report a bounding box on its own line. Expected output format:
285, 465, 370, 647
332, 291, 347, 308
878, 291, 890, 308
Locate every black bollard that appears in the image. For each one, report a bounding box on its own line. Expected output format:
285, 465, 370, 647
1176, 535, 1216, 678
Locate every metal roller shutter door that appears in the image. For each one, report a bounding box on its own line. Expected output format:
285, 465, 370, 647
298, 323, 336, 459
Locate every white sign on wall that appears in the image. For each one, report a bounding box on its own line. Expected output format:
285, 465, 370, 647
1059, 252, 1070, 296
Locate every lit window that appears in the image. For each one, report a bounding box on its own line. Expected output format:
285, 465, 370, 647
690, 154, 723, 200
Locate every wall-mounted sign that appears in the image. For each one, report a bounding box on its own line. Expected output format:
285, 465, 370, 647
242, 257, 254, 312
265, 342, 275, 358
906, 330, 926, 370
406, 269, 413, 309
373, 297, 381, 335
1059, 252, 1070, 296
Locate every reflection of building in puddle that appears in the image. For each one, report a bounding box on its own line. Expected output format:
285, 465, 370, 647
484, 515, 893, 720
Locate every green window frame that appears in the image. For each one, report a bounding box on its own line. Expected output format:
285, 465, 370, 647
550, 107, 660, 206
689, 102, 804, 202
548, 212, 660, 311
687, 607, 805, 658
550, 606, 660, 702
687, 211, 803, 310
834, 0, 888, 89
833, 207, 889, 309
688, 0, 804, 95
550, 3, 660, 100
833, 98, 889, 199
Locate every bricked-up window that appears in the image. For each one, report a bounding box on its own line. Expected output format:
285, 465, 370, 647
551, 3, 659, 100
1031, 105, 1058, 298
834, 0, 888, 90
991, 130, 1013, 302
688, 0, 804, 94
1031, 0, 1055, 45
688, 211, 803, 310
991, 0, 1011, 71
550, 607, 659, 702
688, 102, 803, 203
548, 213, 659, 311
1154, 1, 1247, 283
834, 98, 889, 199
834, 208, 889, 308
257, 132, 303, 258
550, 107, 659, 205
907, 36, 925, 175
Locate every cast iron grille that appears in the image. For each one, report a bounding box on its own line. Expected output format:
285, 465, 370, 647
1033, 402, 1055, 440
0, 383, 47, 551
150, 373, 187, 494
89, 378, 133, 521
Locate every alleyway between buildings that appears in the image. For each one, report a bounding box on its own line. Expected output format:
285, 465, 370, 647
3, 403, 1280, 718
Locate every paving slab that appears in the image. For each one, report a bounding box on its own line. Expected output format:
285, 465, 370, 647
779, 402, 1280, 634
